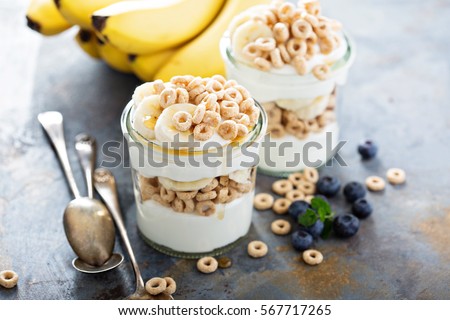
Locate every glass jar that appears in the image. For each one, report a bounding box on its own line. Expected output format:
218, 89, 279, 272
121, 100, 267, 258
220, 32, 356, 177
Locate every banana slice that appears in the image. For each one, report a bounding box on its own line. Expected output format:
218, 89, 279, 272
229, 169, 251, 184
231, 20, 273, 62
158, 176, 213, 192
133, 95, 162, 140
276, 95, 330, 120
228, 5, 268, 36
154, 103, 197, 143
132, 82, 158, 107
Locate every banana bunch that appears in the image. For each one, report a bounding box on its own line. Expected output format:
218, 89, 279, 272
27, 0, 270, 81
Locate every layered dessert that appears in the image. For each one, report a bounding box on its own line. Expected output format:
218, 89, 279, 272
220, 0, 355, 175
121, 75, 267, 257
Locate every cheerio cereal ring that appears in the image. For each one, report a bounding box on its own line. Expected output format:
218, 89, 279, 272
192, 103, 206, 124
271, 219, 292, 235
242, 43, 263, 61
193, 123, 214, 141
172, 111, 192, 132
234, 113, 251, 126
312, 64, 330, 81
234, 85, 251, 101
255, 37, 276, 51
170, 75, 194, 87
220, 100, 239, 119
270, 48, 284, 69
236, 123, 249, 138
195, 200, 216, 216
254, 57, 272, 71
197, 257, 218, 274
286, 189, 305, 202
202, 111, 220, 127
303, 167, 319, 183
160, 88, 177, 108
273, 22, 289, 43
291, 19, 313, 39
296, 180, 316, 195
153, 79, 166, 94
163, 277, 176, 295
218, 120, 238, 140
292, 55, 307, 75
272, 179, 294, 195
223, 87, 243, 104
366, 176, 386, 191
287, 38, 307, 57
303, 249, 323, 266
0, 270, 18, 289
278, 43, 291, 63
288, 172, 303, 186
247, 240, 268, 258
386, 168, 406, 185
254, 193, 274, 210
145, 277, 167, 295
273, 198, 292, 215
175, 87, 189, 103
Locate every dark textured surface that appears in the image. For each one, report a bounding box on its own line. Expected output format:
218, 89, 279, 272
1, 0, 450, 299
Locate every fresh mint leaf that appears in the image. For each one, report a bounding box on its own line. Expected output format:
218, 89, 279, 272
318, 207, 327, 221
298, 209, 318, 227
321, 219, 334, 239
311, 197, 331, 214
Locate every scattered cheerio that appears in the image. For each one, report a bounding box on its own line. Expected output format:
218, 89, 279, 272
145, 277, 167, 296
271, 219, 292, 235
0, 270, 18, 289
365, 176, 386, 191
386, 168, 406, 185
254, 193, 274, 210
302, 249, 324, 266
272, 179, 293, 196
273, 198, 292, 215
247, 240, 268, 258
197, 256, 218, 274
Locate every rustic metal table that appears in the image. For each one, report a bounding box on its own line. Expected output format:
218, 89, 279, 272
1, 0, 449, 299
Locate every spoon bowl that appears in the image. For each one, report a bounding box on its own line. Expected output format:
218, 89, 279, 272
72, 253, 124, 274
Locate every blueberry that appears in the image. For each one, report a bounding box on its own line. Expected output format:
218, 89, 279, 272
300, 220, 324, 238
316, 176, 341, 197
288, 200, 310, 221
352, 198, 373, 219
343, 181, 366, 202
333, 214, 360, 238
358, 140, 378, 159
291, 230, 314, 251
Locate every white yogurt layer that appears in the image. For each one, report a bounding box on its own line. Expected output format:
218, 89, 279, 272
136, 192, 254, 253
259, 122, 339, 173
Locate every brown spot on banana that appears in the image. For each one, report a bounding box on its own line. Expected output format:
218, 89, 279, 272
92, 16, 108, 33
26, 16, 41, 33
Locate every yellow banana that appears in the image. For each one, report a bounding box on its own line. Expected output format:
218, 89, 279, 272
54, 0, 122, 30
92, 0, 226, 55
75, 29, 100, 59
155, 0, 271, 81
129, 49, 177, 82
97, 39, 132, 73
26, 0, 71, 35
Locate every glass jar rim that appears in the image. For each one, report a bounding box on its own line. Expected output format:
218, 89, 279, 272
121, 99, 268, 156
220, 30, 356, 85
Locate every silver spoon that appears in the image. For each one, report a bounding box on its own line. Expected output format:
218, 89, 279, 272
93, 169, 173, 300
73, 133, 124, 273
38, 112, 117, 270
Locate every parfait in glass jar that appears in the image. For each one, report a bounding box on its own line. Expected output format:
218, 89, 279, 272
221, 0, 355, 176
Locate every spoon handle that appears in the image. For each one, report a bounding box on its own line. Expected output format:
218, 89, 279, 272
75, 134, 96, 199
38, 112, 81, 199
93, 169, 145, 293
